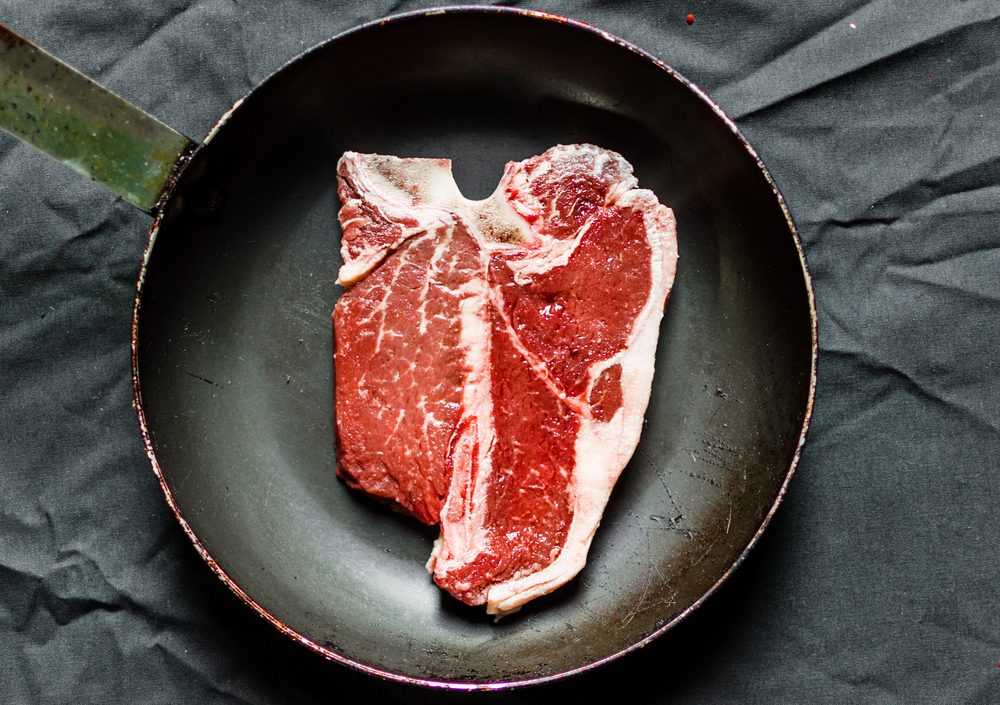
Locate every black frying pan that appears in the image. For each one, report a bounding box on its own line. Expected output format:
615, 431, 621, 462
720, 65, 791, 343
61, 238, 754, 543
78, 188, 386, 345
0, 7, 816, 690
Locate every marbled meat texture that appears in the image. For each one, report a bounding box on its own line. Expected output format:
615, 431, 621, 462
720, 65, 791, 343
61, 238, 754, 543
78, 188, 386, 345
333, 144, 677, 616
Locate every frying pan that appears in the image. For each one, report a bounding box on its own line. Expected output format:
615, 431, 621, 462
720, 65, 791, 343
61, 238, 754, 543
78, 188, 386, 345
0, 7, 817, 690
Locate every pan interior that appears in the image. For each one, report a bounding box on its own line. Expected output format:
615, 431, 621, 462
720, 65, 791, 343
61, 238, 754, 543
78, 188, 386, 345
136, 10, 813, 685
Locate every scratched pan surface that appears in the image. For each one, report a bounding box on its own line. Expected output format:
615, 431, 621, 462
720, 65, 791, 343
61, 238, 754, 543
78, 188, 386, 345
135, 7, 816, 689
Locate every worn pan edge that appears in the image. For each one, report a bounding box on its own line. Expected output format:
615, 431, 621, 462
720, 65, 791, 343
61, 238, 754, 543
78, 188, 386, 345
130, 4, 819, 691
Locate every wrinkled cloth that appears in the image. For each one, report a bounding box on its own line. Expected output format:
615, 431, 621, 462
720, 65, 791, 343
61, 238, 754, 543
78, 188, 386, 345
1, 1, 998, 703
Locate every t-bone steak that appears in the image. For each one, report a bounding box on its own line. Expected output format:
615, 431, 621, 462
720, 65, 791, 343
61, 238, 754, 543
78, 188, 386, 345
333, 144, 678, 616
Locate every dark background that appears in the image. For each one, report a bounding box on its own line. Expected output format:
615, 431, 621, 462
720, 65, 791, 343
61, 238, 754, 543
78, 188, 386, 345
1, 1, 998, 702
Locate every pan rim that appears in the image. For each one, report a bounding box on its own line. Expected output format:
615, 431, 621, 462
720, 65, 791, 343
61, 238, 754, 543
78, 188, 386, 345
130, 4, 819, 691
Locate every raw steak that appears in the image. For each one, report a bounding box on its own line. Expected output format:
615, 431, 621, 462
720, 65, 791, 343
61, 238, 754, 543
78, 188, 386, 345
333, 144, 677, 616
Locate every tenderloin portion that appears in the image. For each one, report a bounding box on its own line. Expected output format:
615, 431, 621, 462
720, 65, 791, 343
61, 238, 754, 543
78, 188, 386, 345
333, 145, 677, 615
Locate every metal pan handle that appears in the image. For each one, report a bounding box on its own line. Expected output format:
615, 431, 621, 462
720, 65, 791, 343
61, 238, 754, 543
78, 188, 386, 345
0, 23, 195, 213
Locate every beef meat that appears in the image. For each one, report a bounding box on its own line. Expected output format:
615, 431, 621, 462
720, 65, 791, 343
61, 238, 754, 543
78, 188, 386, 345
333, 145, 677, 615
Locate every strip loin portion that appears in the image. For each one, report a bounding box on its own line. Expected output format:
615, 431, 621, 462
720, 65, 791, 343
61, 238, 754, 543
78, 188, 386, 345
333, 145, 678, 615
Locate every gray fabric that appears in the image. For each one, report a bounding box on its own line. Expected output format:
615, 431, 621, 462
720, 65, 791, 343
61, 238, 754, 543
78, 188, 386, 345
1, 1, 998, 702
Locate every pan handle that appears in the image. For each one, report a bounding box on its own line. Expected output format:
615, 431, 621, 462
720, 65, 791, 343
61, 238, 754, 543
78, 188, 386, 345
0, 23, 195, 213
